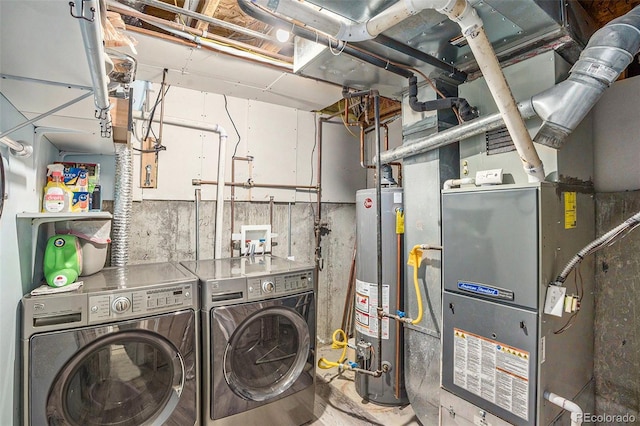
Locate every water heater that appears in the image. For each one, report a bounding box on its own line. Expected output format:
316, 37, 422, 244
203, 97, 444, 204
354, 187, 408, 405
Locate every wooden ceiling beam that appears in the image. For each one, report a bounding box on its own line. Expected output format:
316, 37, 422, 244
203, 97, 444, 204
195, 0, 221, 31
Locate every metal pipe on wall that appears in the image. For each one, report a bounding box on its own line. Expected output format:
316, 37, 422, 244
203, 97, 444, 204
344, 87, 384, 377
77, 0, 112, 134
229, 156, 253, 254
378, 103, 538, 163
195, 188, 201, 261
132, 110, 228, 259
193, 179, 318, 191
106, 1, 292, 63
315, 117, 325, 274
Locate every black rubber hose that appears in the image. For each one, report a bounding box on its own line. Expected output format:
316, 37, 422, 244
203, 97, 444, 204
408, 75, 477, 120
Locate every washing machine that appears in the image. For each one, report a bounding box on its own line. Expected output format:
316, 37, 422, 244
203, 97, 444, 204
181, 255, 316, 426
21, 262, 200, 426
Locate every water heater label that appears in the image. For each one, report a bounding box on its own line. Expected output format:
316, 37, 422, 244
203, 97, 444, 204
355, 279, 389, 339
457, 282, 514, 300
453, 328, 529, 421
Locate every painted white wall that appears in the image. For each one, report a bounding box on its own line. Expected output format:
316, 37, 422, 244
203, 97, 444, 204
92, 85, 366, 203
0, 94, 57, 424
593, 74, 640, 192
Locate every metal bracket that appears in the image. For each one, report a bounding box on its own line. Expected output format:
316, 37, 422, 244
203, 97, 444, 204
69, 1, 95, 22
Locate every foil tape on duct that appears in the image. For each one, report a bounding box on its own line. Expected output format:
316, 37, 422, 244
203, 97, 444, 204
111, 143, 133, 266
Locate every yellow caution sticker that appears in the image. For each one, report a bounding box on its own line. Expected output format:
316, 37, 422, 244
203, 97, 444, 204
564, 192, 577, 229
396, 209, 405, 234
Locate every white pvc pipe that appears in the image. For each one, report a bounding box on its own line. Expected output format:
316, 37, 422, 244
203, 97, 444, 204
334, 0, 545, 182
214, 129, 228, 259
132, 111, 228, 259
464, 27, 545, 182
443, 177, 474, 190
544, 391, 583, 426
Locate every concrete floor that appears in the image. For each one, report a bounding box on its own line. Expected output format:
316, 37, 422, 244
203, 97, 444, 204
310, 346, 422, 426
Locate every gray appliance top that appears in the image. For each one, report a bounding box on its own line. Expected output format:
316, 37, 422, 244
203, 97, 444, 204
79, 261, 197, 292
22, 262, 199, 336
180, 255, 313, 282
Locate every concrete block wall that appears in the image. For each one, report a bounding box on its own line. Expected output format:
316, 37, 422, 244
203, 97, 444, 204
105, 199, 355, 341
594, 191, 640, 420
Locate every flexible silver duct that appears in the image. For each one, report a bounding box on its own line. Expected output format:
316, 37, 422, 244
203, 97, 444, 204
111, 143, 133, 266
532, 5, 640, 148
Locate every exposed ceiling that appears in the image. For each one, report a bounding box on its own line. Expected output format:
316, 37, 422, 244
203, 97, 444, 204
108, 0, 640, 101
2, 0, 640, 155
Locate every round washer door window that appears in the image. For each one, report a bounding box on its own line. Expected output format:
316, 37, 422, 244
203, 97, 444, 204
223, 306, 310, 401
47, 331, 185, 426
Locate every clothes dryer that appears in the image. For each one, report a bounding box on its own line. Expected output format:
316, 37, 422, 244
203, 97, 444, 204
22, 262, 199, 426
181, 255, 315, 426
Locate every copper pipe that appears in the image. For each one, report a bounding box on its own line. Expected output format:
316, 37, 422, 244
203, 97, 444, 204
194, 179, 318, 191
341, 245, 357, 337
315, 117, 325, 274
108, 4, 293, 63
395, 232, 402, 400
344, 98, 350, 126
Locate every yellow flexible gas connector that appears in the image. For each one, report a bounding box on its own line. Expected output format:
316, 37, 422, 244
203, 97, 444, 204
407, 245, 424, 325
317, 328, 348, 369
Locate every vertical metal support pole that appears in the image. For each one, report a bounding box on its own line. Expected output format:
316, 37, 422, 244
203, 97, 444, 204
373, 92, 383, 374
195, 188, 201, 261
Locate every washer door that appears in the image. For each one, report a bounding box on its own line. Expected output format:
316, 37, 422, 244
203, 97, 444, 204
223, 305, 310, 401
46, 330, 185, 426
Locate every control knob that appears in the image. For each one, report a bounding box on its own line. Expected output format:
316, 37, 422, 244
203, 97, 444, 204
112, 296, 131, 313
262, 280, 275, 293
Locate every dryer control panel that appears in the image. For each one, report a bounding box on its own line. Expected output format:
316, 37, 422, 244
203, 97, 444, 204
247, 270, 314, 300
88, 284, 195, 323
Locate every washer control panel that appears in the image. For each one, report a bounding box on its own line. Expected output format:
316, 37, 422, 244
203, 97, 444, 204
247, 270, 313, 300
89, 284, 194, 323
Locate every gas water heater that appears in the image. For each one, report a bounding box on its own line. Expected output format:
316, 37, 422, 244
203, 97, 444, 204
355, 187, 408, 405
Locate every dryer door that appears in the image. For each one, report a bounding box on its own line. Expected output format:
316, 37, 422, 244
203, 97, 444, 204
210, 291, 315, 420
223, 305, 310, 401
44, 330, 185, 426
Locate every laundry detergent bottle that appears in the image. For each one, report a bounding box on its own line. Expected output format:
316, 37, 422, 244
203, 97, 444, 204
42, 164, 72, 213
43, 235, 82, 287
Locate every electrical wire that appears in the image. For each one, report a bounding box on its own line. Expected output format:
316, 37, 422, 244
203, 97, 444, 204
340, 99, 358, 138
224, 94, 242, 158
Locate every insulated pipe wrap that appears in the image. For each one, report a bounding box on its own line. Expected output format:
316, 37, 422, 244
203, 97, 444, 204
111, 143, 133, 266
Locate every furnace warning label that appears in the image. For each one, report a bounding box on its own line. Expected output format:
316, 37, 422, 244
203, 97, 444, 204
355, 280, 390, 339
564, 191, 577, 229
453, 328, 529, 421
